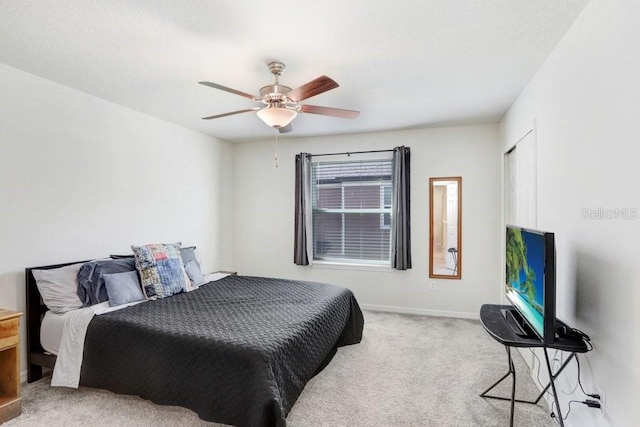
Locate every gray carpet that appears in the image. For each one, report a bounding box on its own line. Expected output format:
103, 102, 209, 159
8, 311, 552, 426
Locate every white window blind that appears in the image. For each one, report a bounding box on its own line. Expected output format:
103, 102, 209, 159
311, 159, 393, 265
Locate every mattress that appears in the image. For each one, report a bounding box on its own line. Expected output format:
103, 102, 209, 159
40, 310, 66, 355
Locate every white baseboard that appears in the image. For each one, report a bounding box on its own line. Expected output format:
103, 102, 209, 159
21, 369, 28, 384
360, 303, 478, 320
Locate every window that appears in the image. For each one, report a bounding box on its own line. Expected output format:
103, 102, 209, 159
311, 158, 393, 265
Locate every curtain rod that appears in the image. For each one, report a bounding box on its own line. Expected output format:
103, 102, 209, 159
310, 148, 394, 158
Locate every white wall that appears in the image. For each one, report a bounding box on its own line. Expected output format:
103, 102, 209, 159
232, 124, 501, 317
0, 63, 234, 374
500, 0, 639, 425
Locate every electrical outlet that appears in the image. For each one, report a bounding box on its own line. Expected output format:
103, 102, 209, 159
596, 385, 606, 418
429, 281, 437, 291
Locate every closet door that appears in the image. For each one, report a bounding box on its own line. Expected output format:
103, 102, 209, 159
504, 129, 537, 229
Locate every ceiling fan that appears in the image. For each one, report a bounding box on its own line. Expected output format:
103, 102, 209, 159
199, 61, 360, 133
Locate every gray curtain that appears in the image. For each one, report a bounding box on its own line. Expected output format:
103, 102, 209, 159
294, 153, 312, 265
391, 146, 412, 270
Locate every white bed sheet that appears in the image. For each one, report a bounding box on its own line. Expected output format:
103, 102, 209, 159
204, 272, 230, 282
41, 299, 148, 355
51, 300, 145, 387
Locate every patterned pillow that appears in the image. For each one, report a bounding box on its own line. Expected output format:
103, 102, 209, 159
131, 243, 190, 299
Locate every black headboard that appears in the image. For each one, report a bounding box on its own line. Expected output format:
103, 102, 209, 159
25, 260, 90, 382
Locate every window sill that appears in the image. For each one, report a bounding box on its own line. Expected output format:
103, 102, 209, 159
311, 260, 393, 273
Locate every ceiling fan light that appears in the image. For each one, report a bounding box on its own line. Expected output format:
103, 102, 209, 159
257, 107, 297, 128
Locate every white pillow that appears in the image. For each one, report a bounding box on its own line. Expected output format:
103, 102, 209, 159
32, 263, 84, 314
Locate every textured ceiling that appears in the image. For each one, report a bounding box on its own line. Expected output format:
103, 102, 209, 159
0, 0, 590, 142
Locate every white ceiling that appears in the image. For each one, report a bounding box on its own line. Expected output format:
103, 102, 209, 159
0, 0, 590, 143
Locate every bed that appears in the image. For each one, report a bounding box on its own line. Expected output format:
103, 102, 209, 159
26, 260, 364, 427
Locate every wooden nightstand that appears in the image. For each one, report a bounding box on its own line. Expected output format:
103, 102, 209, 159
0, 309, 22, 423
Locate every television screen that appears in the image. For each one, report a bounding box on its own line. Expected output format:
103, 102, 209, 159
505, 225, 556, 343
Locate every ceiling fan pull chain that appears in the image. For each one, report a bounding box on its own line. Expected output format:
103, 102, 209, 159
274, 131, 279, 168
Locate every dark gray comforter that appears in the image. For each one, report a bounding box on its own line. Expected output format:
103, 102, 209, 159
80, 275, 364, 426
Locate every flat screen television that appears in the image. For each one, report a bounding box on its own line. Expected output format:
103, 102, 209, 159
505, 225, 556, 345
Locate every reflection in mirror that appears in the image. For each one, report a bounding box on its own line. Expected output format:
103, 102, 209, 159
429, 177, 461, 279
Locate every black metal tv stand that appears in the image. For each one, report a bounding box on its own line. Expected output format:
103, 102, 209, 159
479, 304, 590, 427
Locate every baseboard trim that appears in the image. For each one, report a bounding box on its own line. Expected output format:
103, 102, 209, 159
360, 303, 478, 320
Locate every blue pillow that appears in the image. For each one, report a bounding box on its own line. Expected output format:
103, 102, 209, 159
103, 271, 145, 307
185, 260, 205, 287
77, 258, 137, 306
180, 246, 200, 267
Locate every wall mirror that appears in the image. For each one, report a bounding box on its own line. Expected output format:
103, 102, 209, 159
429, 177, 462, 279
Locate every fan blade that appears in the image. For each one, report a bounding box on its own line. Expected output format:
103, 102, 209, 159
287, 76, 339, 102
300, 105, 360, 119
198, 81, 257, 100
202, 108, 261, 120
279, 124, 293, 134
